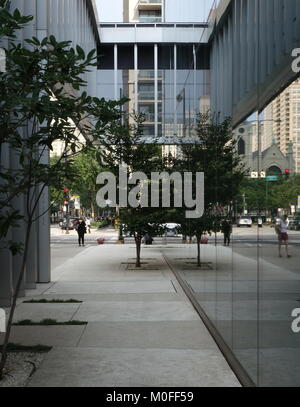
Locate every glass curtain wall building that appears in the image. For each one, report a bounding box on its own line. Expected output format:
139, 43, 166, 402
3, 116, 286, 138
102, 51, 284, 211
97, 0, 210, 147
97, 0, 300, 387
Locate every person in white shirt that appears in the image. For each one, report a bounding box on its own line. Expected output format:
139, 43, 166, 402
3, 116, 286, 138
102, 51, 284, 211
276, 215, 291, 258
85, 217, 91, 234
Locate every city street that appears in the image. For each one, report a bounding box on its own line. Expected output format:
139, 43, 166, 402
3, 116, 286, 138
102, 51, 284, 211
51, 224, 300, 274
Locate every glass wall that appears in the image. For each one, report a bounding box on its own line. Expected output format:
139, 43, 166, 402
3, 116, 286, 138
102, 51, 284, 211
160, 0, 300, 388
97, 2, 300, 385
97, 43, 210, 142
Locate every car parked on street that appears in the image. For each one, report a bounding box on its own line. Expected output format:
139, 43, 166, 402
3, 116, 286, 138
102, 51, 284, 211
60, 217, 78, 230
237, 216, 252, 227
288, 216, 300, 230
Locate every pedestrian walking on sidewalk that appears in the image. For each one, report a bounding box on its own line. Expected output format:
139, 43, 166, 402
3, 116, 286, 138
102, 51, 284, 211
221, 219, 232, 246
77, 218, 86, 247
276, 215, 291, 258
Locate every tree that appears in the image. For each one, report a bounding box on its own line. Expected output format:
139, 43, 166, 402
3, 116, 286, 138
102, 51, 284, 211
69, 147, 103, 217
174, 113, 245, 266
121, 208, 165, 268
0, 3, 123, 379
97, 112, 164, 267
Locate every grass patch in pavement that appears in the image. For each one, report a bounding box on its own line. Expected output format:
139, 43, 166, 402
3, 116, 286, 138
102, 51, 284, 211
13, 319, 87, 326
23, 299, 82, 304
0, 343, 52, 353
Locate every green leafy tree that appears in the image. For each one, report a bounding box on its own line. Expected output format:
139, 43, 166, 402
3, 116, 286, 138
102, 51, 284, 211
69, 147, 103, 217
174, 113, 245, 266
98, 113, 164, 266
0, 3, 123, 379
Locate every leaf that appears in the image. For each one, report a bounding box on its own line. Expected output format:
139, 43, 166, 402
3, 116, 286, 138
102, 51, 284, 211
76, 45, 85, 59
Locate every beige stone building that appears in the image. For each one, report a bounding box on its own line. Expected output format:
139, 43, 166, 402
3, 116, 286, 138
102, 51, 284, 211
263, 78, 300, 173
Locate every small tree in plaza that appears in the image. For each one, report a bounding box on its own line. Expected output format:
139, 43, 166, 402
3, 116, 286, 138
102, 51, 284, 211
0, 2, 123, 379
96, 112, 165, 266
174, 113, 245, 266
120, 208, 165, 268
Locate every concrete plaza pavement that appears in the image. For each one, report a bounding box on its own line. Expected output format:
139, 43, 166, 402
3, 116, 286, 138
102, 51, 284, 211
1, 241, 241, 387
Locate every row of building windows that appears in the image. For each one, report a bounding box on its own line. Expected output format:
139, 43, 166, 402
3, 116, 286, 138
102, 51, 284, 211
98, 44, 210, 70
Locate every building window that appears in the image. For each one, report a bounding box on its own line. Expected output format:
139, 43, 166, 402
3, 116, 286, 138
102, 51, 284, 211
139, 10, 161, 23
237, 138, 245, 155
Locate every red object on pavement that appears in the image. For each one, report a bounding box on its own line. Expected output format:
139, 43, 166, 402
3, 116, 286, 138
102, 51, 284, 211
200, 234, 209, 244
96, 238, 105, 245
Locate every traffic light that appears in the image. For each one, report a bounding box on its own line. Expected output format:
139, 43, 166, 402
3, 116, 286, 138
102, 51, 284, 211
63, 188, 70, 204
284, 169, 290, 180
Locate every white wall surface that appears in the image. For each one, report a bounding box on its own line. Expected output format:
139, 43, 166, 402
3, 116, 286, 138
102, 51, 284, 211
96, 0, 123, 22
165, 0, 214, 22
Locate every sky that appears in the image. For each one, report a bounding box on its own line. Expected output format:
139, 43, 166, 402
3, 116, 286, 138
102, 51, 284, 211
96, 0, 216, 23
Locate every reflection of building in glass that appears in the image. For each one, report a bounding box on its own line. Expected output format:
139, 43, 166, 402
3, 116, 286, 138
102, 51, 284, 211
97, 0, 210, 144
264, 78, 300, 173
234, 123, 294, 175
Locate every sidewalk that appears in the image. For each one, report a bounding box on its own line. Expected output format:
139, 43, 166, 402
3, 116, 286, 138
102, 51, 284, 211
1, 243, 240, 387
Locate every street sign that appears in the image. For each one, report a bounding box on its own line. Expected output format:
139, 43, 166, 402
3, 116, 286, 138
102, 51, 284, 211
251, 172, 258, 178
74, 197, 80, 210
260, 171, 266, 178
266, 176, 279, 181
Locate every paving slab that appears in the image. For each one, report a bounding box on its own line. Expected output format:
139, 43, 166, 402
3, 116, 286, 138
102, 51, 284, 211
27, 347, 240, 387
72, 301, 199, 322
56, 270, 167, 282
0, 325, 86, 347
78, 321, 219, 350
44, 280, 176, 295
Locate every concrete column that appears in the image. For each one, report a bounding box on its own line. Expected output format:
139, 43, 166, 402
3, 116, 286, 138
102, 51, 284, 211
274, 0, 284, 66
294, 0, 300, 47
240, 0, 247, 98
266, 0, 275, 76
246, 0, 255, 91
23, 0, 36, 46
283, 0, 294, 55
52, 0, 59, 39
258, 0, 267, 86
36, 0, 48, 41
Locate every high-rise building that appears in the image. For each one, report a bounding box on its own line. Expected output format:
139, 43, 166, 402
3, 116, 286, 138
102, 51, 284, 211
96, 0, 211, 145
263, 78, 300, 173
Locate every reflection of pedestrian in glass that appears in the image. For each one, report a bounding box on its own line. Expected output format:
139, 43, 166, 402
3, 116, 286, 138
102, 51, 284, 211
221, 219, 232, 246
77, 218, 86, 247
276, 215, 291, 258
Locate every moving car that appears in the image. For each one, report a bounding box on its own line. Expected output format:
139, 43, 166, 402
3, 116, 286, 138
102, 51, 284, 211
237, 216, 252, 227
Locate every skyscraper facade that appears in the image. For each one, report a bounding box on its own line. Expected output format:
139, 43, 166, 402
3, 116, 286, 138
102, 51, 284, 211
264, 78, 300, 173
96, 0, 210, 144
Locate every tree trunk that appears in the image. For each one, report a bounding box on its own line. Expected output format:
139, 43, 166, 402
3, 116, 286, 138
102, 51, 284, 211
0, 221, 32, 380
90, 192, 95, 219
135, 235, 142, 268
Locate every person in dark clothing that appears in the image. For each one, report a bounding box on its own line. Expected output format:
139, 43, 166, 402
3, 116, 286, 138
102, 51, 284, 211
77, 218, 86, 247
221, 219, 232, 246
